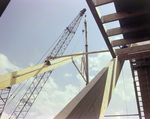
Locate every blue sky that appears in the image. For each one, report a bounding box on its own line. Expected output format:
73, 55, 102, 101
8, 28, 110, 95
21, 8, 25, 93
0, 0, 140, 119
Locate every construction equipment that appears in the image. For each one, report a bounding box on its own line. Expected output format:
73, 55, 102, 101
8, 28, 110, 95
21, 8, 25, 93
6, 8, 86, 119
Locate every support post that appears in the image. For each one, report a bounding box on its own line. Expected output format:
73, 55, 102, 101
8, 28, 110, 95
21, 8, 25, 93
85, 20, 89, 85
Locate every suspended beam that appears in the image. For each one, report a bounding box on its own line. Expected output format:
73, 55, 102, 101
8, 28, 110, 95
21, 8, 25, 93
54, 56, 123, 119
86, 0, 116, 58
107, 24, 150, 36
101, 8, 150, 23
0, 53, 83, 90
111, 37, 150, 47
55, 50, 109, 58
92, 0, 114, 7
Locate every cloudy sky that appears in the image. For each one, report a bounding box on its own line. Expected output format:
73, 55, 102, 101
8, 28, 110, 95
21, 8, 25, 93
0, 0, 139, 119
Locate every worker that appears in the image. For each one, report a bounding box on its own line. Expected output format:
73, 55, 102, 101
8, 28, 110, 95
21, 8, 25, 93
120, 44, 128, 49
47, 55, 53, 60
44, 55, 53, 65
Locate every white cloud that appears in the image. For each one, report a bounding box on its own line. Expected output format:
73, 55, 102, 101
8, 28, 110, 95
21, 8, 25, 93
1, 112, 10, 119
0, 54, 79, 119
76, 74, 86, 91
26, 79, 79, 119
0, 54, 20, 75
29, 63, 34, 66
0, 53, 138, 119
64, 73, 72, 77
88, 52, 112, 74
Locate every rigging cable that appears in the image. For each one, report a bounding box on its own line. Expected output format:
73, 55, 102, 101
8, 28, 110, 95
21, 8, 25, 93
71, 30, 84, 93
71, 30, 84, 54
36, 32, 64, 64
71, 15, 87, 92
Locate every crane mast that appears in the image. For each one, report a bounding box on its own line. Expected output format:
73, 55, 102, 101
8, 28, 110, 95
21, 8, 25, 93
8, 8, 86, 119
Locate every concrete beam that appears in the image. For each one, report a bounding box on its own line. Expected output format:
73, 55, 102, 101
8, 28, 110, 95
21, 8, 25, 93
111, 37, 150, 47
102, 8, 150, 23
116, 44, 150, 55
118, 51, 150, 61
107, 24, 150, 36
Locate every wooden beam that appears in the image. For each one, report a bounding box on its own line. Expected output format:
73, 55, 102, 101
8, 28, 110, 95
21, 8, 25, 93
102, 8, 150, 23
0, 54, 83, 90
107, 24, 150, 36
72, 60, 87, 82
0, 0, 10, 17
111, 37, 150, 47
82, 56, 87, 75
105, 114, 139, 117
54, 57, 123, 119
92, 0, 114, 6
55, 50, 109, 59
86, 0, 116, 58
118, 51, 150, 61
116, 44, 150, 55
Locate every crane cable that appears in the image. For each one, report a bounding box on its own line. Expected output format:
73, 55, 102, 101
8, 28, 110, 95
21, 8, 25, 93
71, 15, 87, 92
71, 29, 84, 54
36, 32, 64, 64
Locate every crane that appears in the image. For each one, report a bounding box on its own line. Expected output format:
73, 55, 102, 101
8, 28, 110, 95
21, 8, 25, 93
0, 8, 86, 119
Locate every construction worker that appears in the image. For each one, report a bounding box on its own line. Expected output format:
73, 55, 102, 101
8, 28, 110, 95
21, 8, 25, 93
44, 55, 53, 65
47, 55, 53, 60
120, 44, 128, 49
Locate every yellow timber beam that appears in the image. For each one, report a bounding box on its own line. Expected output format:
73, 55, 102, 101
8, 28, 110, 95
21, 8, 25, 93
55, 50, 109, 58
0, 53, 83, 90
54, 57, 124, 119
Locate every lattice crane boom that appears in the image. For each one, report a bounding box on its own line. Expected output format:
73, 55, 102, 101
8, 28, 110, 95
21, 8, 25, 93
8, 8, 86, 119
